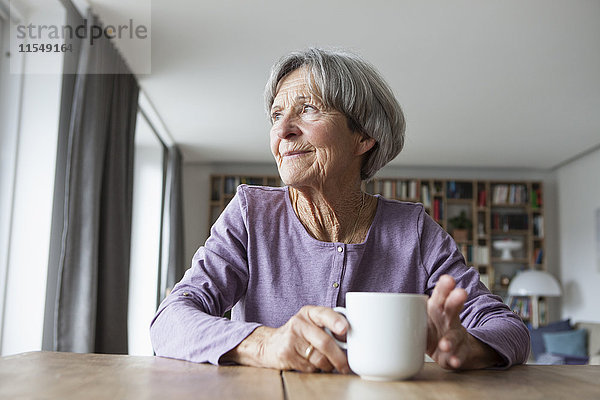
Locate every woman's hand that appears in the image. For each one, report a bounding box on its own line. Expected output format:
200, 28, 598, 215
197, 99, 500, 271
222, 306, 351, 373
427, 275, 502, 369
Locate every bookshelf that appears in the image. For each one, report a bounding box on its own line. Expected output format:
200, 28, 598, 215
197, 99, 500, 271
208, 175, 545, 323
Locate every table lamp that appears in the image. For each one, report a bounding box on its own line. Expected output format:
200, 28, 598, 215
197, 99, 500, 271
507, 270, 561, 328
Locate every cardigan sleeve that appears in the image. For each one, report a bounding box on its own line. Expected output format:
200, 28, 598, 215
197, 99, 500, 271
417, 206, 530, 367
150, 188, 261, 365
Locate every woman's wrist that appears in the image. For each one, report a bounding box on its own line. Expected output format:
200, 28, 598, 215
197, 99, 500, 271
465, 333, 503, 369
220, 326, 272, 367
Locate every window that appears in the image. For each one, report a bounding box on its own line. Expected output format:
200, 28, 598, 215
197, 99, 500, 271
127, 110, 166, 356
0, 6, 8, 354
0, 0, 64, 355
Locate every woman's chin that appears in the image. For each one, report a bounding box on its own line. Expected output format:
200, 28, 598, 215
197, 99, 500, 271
278, 169, 313, 187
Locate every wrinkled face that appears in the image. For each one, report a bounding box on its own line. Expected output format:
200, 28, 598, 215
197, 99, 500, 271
269, 68, 366, 188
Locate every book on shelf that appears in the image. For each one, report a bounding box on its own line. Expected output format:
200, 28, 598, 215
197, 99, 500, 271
382, 180, 393, 198
421, 184, 431, 208
533, 215, 544, 237
533, 248, 543, 265
433, 198, 443, 221
477, 189, 486, 207
409, 180, 418, 199
531, 187, 543, 208
539, 299, 547, 325
474, 246, 489, 265
459, 244, 473, 263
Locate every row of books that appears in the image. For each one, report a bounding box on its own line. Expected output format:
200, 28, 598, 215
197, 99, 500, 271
446, 181, 473, 199
380, 181, 394, 198
397, 180, 419, 200
492, 184, 528, 205
491, 213, 529, 230
509, 297, 532, 320
508, 296, 547, 325
458, 245, 490, 264
374, 180, 421, 200
224, 177, 264, 194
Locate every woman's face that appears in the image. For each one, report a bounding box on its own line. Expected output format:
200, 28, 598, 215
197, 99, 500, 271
270, 68, 370, 188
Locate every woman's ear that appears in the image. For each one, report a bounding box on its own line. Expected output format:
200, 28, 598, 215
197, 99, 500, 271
355, 135, 376, 156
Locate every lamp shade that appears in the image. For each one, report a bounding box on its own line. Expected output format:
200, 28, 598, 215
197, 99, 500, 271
508, 270, 561, 297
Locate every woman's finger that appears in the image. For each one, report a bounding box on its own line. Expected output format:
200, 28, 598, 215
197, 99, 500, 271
307, 348, 335, 372
438, 328, 469, 368
444, 288, 468, 323
291, 340, 319, 372
293, 337, 335, 372
285, 307, 349, 373
304, 306, 348, 335
295, 308, 349, 373
300, 323, 349, 373
429, 275, 455, 312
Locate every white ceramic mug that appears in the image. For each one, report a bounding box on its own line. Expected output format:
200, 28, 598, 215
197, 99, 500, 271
330, 292, 428, 381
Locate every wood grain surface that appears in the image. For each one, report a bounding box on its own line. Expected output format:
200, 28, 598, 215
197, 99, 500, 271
283, 362, 600, 400
2, 352, 599, 400
0, 351, 284, 400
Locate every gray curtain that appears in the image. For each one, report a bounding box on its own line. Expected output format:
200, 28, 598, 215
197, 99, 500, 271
165, 146, 185, 296
47, 9, 139, 353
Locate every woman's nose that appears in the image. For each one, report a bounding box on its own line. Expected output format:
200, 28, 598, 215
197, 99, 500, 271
274, 112, 301, 140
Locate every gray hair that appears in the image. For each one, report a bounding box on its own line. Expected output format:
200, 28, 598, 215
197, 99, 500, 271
264, 48, 406, 180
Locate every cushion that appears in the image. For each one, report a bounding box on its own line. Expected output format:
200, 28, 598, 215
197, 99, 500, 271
530, 319, 571, 359
542, 329, 588, 358
534, 353, 565, 365
574, 322, 600, 357
535, 353, 589, 365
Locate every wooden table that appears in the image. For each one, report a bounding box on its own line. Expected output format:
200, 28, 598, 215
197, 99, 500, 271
1, 352, 599, 399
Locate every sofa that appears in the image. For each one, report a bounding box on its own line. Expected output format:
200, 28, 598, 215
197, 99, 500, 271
529, 320, 600, 365
574, 322, 600, 365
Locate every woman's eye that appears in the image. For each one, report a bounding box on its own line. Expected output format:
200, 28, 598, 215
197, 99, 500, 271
302, 104, 316, 113
271, 112, 282, 122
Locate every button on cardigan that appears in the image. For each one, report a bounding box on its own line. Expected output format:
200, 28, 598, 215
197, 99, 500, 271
150, 185, 530, 367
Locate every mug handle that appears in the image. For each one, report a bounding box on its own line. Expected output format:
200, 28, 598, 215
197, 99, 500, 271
324, 306, 348, 349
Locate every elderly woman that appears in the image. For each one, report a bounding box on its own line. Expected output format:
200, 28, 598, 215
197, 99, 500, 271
150, 48, 529, 373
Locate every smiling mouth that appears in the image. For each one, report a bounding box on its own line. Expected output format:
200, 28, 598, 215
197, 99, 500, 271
282, 150, 312, 158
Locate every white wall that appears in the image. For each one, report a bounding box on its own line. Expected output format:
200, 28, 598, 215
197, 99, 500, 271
557, 147, 600, 323
0, 3, 64, 355
182, 162, 561, 321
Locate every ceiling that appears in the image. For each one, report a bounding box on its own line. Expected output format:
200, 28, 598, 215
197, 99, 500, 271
89, 0, 600, 170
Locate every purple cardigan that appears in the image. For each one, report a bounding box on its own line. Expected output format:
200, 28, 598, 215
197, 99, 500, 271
150, 185, 530, 367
